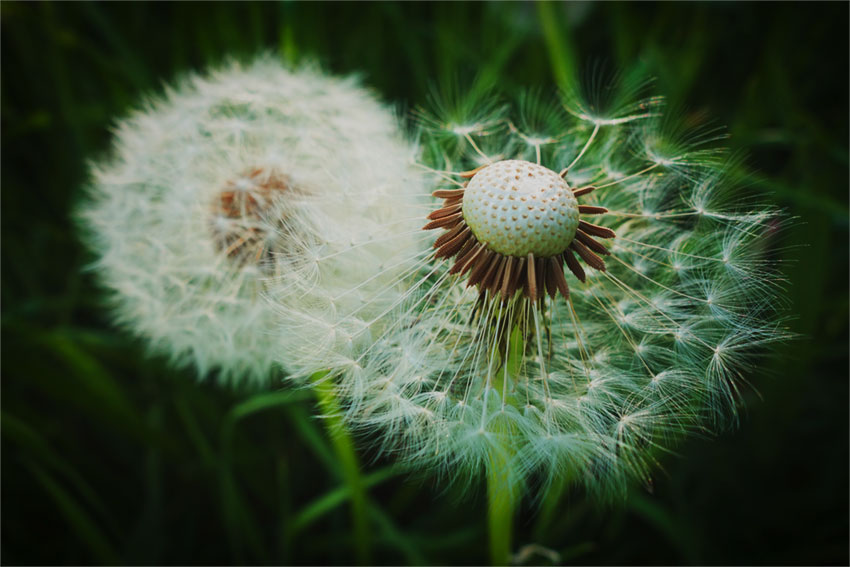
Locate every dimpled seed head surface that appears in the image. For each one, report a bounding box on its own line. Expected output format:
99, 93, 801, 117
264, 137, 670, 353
462, 160, 579, 258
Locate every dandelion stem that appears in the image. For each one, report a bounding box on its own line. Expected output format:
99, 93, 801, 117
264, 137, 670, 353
310, 372, 371, 565
488, 454, 516, 566
488, 323, 523, 566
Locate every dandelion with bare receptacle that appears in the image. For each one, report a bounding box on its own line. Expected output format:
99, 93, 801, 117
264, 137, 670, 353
325, 71, 789, 563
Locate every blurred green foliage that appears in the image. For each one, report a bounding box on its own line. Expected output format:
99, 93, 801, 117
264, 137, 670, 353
2, 2, 847, 565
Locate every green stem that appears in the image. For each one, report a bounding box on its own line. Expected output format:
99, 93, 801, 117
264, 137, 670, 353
488, 455, 516, 566
310, 372, 371, 565
488, 319, 523, 566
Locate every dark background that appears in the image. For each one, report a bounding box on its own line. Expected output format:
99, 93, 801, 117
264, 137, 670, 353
2, 2, 847, 565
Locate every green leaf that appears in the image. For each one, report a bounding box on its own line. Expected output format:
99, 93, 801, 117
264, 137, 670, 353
292, 466, 399, 532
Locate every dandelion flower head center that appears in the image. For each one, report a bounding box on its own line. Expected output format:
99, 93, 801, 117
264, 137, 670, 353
210, 167, 290, 268
462, 160, 579, 258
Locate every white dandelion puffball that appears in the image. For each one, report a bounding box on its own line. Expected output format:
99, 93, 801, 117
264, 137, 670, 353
78, 56, 426, 385
338, 76, 789, 497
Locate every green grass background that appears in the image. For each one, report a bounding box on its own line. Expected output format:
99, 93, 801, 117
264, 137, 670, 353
2, 2, 847, 565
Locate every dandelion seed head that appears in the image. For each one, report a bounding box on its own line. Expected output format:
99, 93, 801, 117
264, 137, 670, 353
78, 55, 424, 385
327, 70, 789, 500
